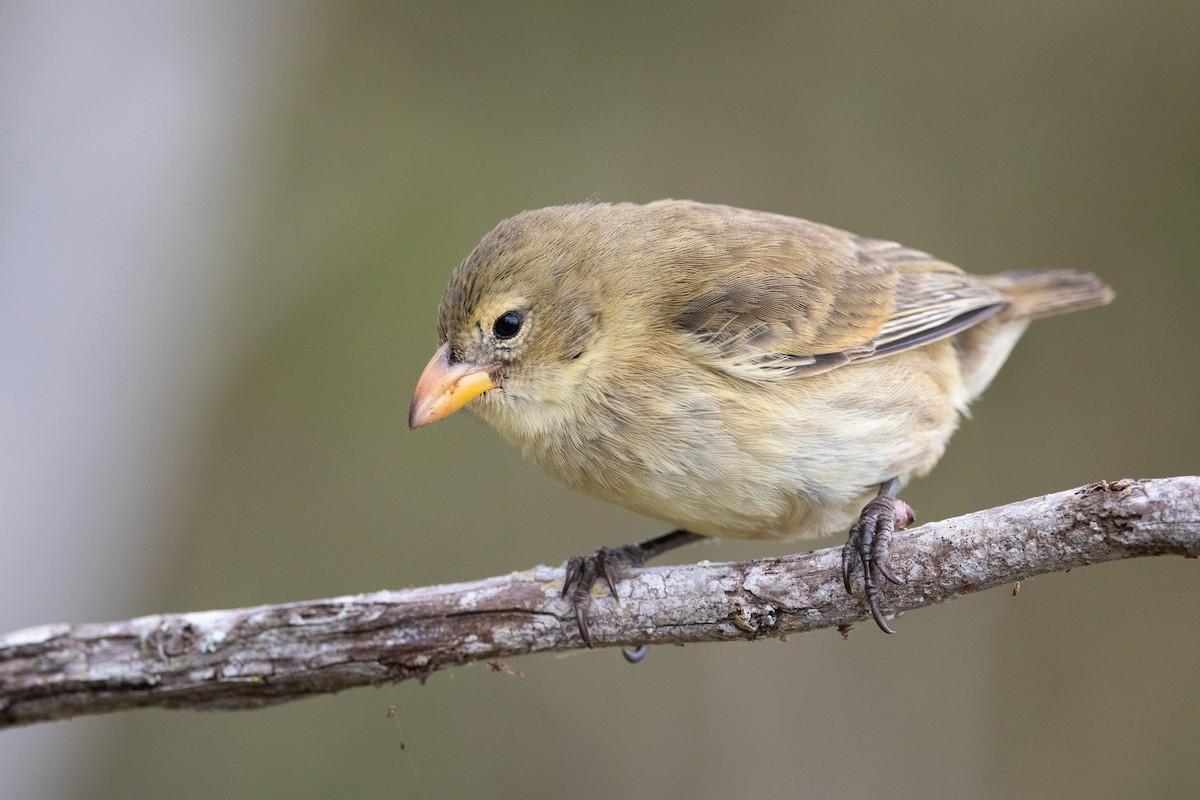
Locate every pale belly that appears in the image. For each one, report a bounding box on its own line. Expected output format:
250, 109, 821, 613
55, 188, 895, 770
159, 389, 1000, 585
504, 352, 965, 542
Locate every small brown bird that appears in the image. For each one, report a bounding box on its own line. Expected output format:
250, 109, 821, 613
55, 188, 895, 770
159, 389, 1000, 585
409, 200, 1113, 639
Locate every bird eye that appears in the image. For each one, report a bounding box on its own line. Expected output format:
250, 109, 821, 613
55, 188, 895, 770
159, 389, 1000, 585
492, 310, 523, 340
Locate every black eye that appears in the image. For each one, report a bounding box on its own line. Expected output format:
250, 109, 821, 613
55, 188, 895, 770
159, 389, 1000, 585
492, 310, 523, 340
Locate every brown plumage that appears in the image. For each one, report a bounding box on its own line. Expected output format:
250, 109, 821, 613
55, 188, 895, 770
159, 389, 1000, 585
410, 200, 1114, 636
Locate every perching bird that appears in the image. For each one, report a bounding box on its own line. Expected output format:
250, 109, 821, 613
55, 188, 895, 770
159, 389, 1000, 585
409, 200, 1113, 640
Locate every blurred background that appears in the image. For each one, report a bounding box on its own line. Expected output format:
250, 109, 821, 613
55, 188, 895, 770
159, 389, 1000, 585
2, 2, 1198, 798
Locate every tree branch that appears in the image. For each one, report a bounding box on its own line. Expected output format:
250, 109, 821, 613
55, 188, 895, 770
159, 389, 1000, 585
2, 477, 1197, 729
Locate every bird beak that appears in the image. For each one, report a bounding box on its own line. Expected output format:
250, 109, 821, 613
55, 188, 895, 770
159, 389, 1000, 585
409, 343, 497, 429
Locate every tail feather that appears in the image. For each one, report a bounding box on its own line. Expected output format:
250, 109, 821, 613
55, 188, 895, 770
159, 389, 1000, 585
987, 269, 1115, 320
958, 269, 1114, 402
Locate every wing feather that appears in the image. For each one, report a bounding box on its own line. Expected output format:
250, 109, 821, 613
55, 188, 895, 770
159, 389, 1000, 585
673, 221, 1008, 381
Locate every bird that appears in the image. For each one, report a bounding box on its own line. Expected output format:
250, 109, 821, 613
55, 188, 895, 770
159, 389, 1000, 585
409, 200, 1114, 642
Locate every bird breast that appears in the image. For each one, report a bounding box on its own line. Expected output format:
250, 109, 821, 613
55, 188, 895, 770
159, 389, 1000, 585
475, 341, 966, 542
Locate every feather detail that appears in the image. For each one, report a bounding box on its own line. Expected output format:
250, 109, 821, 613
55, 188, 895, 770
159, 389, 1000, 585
675, 226, 1010, 382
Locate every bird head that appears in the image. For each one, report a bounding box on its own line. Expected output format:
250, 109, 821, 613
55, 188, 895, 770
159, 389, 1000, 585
408, 207, 608, 432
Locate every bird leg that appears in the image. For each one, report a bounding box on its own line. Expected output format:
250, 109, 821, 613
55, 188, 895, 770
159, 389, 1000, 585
562, 529, 704, 648
841, 477, 915, 633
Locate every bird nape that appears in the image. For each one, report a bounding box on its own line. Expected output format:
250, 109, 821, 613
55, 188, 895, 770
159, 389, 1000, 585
409, 200, 1115, 642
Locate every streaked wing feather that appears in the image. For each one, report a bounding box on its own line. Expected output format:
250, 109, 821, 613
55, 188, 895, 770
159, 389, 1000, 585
676, 229, 1010, 381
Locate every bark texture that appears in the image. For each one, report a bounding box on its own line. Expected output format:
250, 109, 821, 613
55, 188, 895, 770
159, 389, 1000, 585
2, 477, 1197, 729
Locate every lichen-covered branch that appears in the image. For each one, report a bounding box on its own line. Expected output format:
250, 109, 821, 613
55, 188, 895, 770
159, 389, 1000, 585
2, 478, 1197, 729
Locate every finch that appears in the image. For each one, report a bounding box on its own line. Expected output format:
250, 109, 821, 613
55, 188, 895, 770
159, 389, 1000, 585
409, 200, 1113, 639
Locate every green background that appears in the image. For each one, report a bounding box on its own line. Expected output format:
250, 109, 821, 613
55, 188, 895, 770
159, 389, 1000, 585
4, 3, 1198, 798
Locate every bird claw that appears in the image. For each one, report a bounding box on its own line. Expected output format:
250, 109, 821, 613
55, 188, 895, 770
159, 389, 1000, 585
562, 544, 644, 647
561, 530, 703, 654
841, 492, 914, 633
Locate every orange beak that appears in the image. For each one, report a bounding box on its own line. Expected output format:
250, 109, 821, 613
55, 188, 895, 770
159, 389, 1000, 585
408, 343, 497, 429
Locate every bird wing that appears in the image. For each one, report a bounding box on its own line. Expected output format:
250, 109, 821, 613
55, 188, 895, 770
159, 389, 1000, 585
674, 227, 1009, 382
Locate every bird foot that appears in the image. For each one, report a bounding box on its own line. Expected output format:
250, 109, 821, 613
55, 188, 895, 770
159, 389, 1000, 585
562, 544, 645, 647
841, 489, 915, 633
561, 529, 704, 649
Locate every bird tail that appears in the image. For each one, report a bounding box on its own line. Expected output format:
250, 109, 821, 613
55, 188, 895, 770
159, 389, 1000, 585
986, 269, 1115, 320
956, 269, 1114, 402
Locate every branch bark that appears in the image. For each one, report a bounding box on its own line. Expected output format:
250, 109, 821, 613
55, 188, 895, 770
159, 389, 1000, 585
2, 477, 1197, 729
